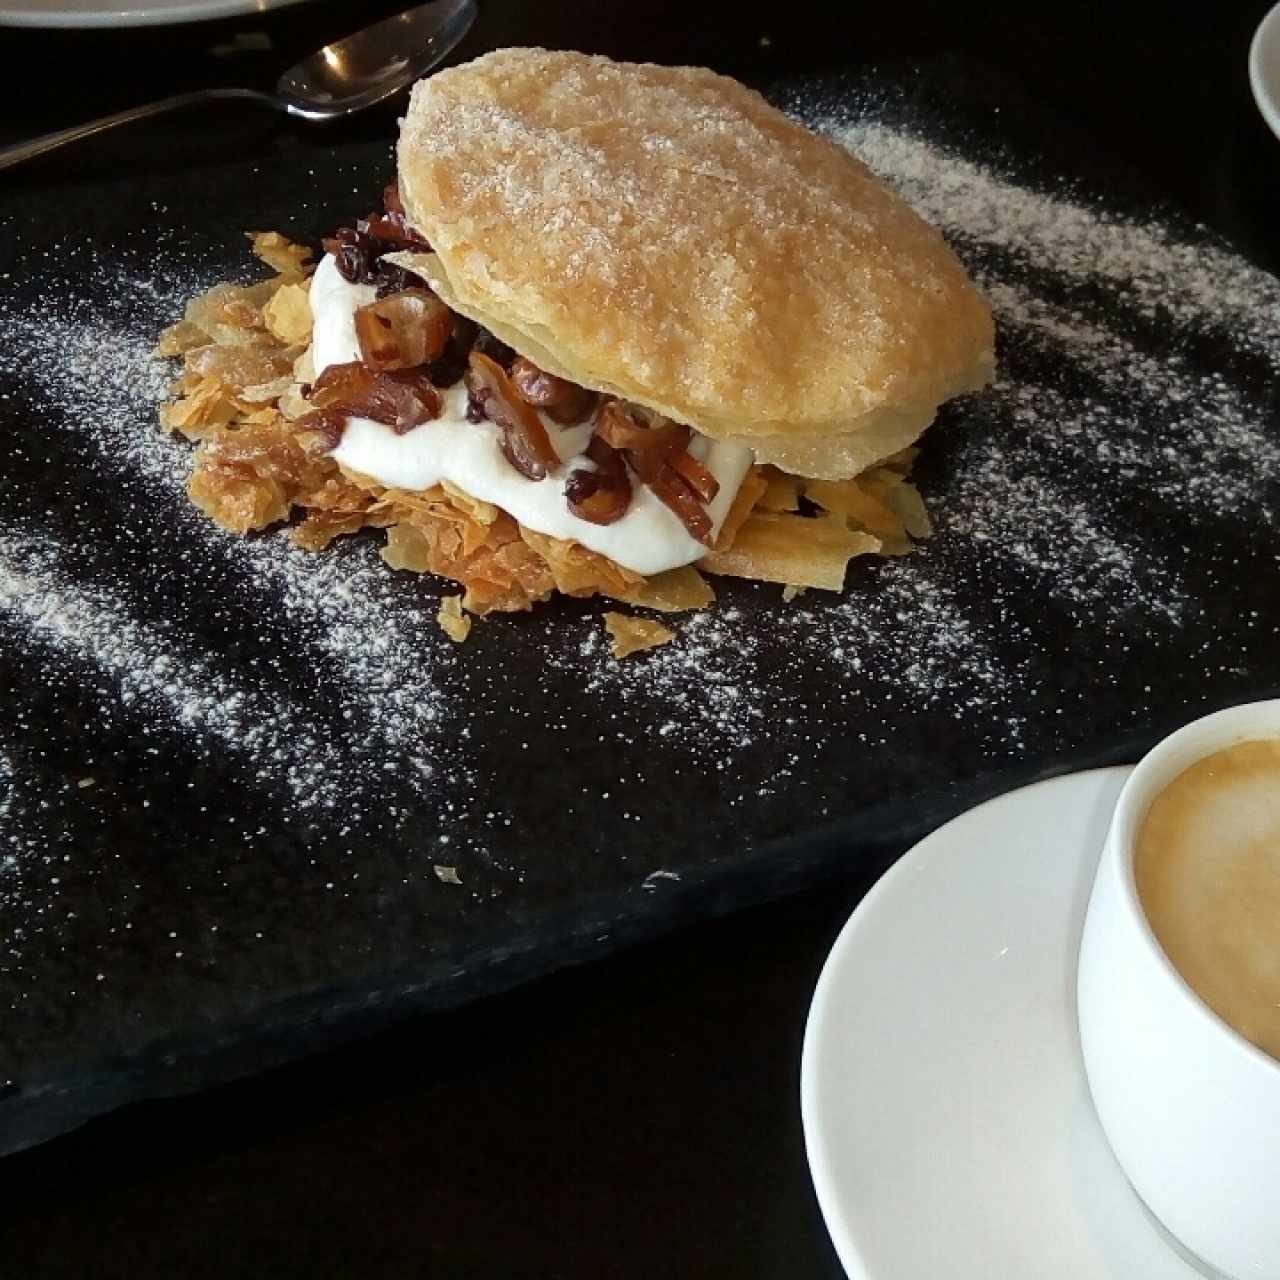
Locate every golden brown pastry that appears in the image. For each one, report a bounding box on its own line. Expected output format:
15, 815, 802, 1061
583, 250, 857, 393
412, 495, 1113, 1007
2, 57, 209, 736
395, 48, 994, 480
157, 51, 995, 636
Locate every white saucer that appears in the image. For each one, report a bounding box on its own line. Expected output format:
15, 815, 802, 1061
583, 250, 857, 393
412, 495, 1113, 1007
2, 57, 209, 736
1250, 1, 1280, 143
801, 767, 1214, 1280
0, 0, 310, 28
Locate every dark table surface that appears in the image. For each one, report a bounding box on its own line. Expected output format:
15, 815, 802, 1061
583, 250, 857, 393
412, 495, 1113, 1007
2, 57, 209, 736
1, 1, 1277, 1275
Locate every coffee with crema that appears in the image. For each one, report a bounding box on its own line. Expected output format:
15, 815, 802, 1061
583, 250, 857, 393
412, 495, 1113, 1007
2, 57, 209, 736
1135, 738, 1280, 1062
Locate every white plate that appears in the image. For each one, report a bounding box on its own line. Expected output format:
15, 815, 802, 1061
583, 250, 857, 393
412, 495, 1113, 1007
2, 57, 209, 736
1250, 2, 1280, 142
0, 0, 310, 28
802, 767, 1215, 1280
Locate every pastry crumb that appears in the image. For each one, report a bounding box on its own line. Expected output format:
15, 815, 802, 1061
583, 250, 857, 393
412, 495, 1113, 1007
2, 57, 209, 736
246, 230, 313, 278
603, 611, 674, 659
436, 595, 472, 643
262, 282, 313, 345
781, 584, 807, 602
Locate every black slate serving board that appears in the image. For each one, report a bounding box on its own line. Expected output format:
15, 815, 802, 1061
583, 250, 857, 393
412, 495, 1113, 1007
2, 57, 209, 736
2, 58, 1278, 1154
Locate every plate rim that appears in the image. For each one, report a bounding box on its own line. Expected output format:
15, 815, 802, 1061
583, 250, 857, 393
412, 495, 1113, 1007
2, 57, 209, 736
1249, 0, 1280, 142
0, 0, 309, 28
799, 765, 1135, 1280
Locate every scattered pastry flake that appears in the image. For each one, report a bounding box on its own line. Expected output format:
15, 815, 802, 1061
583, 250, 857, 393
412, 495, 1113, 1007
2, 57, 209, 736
277, 381, 311, 421
436, 594, 472, 643
877, 475, 932, 538
188, 447, 292, 532
701, 513, 881, 591
758, 467, 803, 513
520, 528, 643, 604
376, 498, 714, 616
381, 504, 556, 612
781, 584, 807, 602
712, 466, 770, 551
247, 230, 313, 279
433, 865, 462, 885
262, 282, 313, 345
441, 479, 499, 526
806, 478, 907, 552
806, 472, 930, 555
187, 340, 300, 388
179, 280, 279, 347
153, 318, 207, 357
603, 611, 675, 659
292, 346, 315, 386
614, 564, 714, 612
159, 378, 241, 438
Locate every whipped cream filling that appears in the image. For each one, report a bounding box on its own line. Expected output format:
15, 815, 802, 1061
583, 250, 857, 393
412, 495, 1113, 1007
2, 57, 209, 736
308, 254, 752, 576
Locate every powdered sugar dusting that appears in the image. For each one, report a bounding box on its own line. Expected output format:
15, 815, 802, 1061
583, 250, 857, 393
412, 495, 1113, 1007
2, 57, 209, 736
828, 120, 1280, 350
0, 748, 57, 970
978, 282, 1280, 522
0, 535, 347, 809
0, 85, 1278, 1010
543, 99, 1280, 763
2, 296, 462, 771
560, 559, 1030, 761
566, 610, 768, 750
935, 383, 1190, 625
0, 751, 12, 825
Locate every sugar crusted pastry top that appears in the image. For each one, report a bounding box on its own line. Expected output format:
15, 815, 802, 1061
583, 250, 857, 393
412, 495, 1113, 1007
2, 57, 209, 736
396, 48, 994, 477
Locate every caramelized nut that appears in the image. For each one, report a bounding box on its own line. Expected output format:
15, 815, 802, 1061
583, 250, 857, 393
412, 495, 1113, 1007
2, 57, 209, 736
566, 436, 631, 525
353, 288, 452, 371
510, 357, 598, 424
465, 351, 560, 481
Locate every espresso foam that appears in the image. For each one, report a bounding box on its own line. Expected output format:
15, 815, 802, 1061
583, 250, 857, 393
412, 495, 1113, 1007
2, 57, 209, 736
1135, 739, 1280, 1062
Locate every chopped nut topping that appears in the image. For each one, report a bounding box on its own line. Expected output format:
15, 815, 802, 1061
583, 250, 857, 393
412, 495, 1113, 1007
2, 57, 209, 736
594, 400, 687, 454
565, 435, 631, 525
472, 327, 516, 369
639, 458, 713, 544
322, 184, 431, 285
353, 288, 452, 371
594, 400, 716, 543
357, 211, 429, 252
305, 361, 440, 436
510, 356, 598, 424
464, 350, 559, 480
422, 312, 478, 389
323, 225, 382, 285
667, 447, 719, 503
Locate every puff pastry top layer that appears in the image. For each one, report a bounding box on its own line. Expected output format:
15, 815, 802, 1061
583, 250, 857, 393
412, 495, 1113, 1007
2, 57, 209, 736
397, 48, 994, 478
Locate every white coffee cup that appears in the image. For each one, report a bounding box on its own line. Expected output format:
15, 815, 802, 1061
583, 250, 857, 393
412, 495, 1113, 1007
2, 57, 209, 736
1077, 699, 1280, 1280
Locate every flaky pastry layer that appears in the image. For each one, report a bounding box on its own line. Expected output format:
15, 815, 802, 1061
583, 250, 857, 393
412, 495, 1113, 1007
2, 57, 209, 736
396, 49, 994, 475
156, 237, 932, 636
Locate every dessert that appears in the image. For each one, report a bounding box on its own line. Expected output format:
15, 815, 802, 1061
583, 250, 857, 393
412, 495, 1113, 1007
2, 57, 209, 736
157, 49, 994, 644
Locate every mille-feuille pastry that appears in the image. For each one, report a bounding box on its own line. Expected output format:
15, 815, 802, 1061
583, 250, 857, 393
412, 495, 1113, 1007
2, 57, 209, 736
157, 48, 994, 637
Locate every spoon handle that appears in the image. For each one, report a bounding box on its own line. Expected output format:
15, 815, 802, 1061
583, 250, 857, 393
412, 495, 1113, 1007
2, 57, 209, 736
0, 88, 281, 173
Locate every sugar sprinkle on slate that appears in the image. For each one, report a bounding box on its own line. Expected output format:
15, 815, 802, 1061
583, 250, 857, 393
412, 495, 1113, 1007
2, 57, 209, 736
0, 87, 1278, 1011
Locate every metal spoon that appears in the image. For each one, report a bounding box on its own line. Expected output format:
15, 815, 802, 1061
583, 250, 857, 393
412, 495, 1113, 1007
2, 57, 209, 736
0, 0, 476, 173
